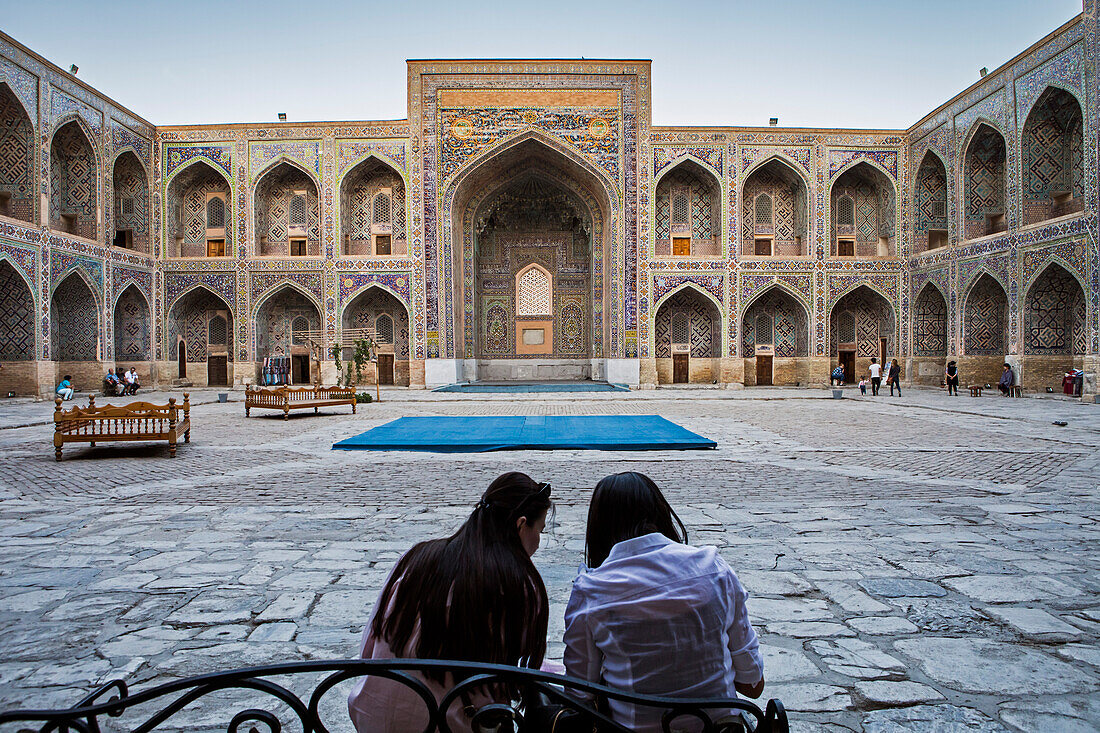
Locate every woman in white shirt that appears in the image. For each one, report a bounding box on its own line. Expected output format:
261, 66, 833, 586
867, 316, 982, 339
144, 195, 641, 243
564, 472, 764, 732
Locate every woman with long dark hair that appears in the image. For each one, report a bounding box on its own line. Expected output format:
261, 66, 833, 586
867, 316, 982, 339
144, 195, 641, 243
348, 472, 552, 732
564, 472, 764, 732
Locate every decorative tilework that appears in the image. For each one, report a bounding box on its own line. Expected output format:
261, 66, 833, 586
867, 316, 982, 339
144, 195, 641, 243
962, 273, 1008, 355
654, 146, 723, 177
112, 123, 152, 172
652, 274, 724, 308
913, 282, 948, 356
1014, 42, 1085, 123
741, 147, 812, 176
828, 150, 898, 181
337, 140, 407, 177
113, 284, 150, 360
50, 251, 102, 299
248, 140, 322, 182
250, 271, 324, 306
653, 287, 720, 358
338, 272, 410, 306
0, 56, 38, 124
50, 90, 102, 136
0, 239, 37, 286
165, 144, 233, 182
164, 272, 236, 313
50, 272, 99, 360
0, 258, 34, 359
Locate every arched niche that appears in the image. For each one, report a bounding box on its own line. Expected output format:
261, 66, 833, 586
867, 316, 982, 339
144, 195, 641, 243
962, 274, 1007, 355
741, 158, 809, 257
962, 123, 1007, 240
113, 284, 151, 361
829, 285, 895, 362
655, 159, 721, 257
913, 151, 948, 253
112, 152, 150, 252
0, 82, 35, 224
166, 161, 232, 258
1024, 263, 1085, 356
742, 287, 809, 358
51, 273, 99, 361
829, 162, 895, 257
254, 161, 320, 257
339, 158, 406, 257
341, 286, 411, 386
167, 286, 234, 386
654, 286, 721, 384
255, 286, 322, 384
912, 283, 948, 357
1021, 87, 1083, 225
0, 260, 34, 360
50, 120, 98, 240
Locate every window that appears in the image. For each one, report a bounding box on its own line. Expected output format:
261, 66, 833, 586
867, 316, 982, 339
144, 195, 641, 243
837, 196, 854, 227
672, 193, 689, 224
756, 314, 773, 346
838, 312, 856, 344
754, 238, 772, 256
930, 200, 946, 218
290, 238, 307, 257
837, 239, 855, 257
373, 193, 391, 224
516, 266, 551, 316
208, 314, 228, 346
289, 192, 307, 227
376, 314, 394, 343
113, 229, 133, 249
292, 316, 310, 345
671, 312, 689, 344
206, 238, 226, 257
928, 230, 948, 249
375, 235, 391, 256
754, 194, 772, 228
0, 192, 10, 217
59, 214, 77, 234
672, 237, 691, 256
206, 197, 225, 229
118, 197, 134, 217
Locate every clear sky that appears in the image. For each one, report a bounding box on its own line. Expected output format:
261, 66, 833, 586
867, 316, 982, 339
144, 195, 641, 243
0, 0, 1083, 129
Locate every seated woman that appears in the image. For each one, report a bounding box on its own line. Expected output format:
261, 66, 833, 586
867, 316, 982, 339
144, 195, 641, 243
56, 375, 74, 401
348, 472, 551, 733
564, 472, 764, 732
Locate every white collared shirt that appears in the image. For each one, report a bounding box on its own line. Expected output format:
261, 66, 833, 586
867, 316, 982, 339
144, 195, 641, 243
563, 533, 763, 732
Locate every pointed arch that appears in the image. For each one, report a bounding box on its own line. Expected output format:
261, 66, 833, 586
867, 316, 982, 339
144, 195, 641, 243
165, 160, 233, 258
252, 154, 321, 191
50, 270, 100, 361
1024, 261, 1086, 356
655, 153, 722, 188
167, 283, 234, 317
1021, 86, 1084, 225
828, 284, 896, 358
0, 80, 35, 132
164, 155, 232, 192
653, 281, 723, 315
912, 282, 948, 357
341, 283, 411, 375
253, 160, 320, 257
0, 82, 36, 224
653, 283, 723, 362
342, 281, 410, 311
113, 283, 151, 361
913, 149, 949, 253
742, 153, 812, 189
741, 284, 811, 358
0, 258, 35, 360
961, 120, 1008, 239
251, 280, 325, 319
654, 157, 722, 257
49, 118, 100, 239
254, 283, 323, 360
962, 273, 1008, 356
828, 161, 896, 257
50, 266, 101, 307
339, 154, 406, 257
112, 150, 149, 252
166, 284, 234, 366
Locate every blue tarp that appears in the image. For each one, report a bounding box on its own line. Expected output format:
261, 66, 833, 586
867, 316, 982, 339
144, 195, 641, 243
332, 415, 716, 453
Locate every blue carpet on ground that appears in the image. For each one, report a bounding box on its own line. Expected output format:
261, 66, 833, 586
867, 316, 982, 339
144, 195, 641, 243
332, 415, 716, 452
432, 382, 629, 393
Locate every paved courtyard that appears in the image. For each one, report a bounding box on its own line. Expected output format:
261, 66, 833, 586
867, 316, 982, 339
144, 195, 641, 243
0, 386, 1098, 732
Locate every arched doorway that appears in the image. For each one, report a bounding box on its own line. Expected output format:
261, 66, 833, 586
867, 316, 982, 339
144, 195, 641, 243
655, 159, 721, 257
1021, 88, 1083, 225
112, 152, 149, 252
829, 285, 895, 382
961, 274, 1008, 386
829, 163, 896, 257
254, 162, 320, 257
654, 287, 720, 384
342, 286, 411, 386
962, 123, 1007, 240
449, 137, 614, 382
50, 121, 98, 239
1023, 263, 1086, 391
255, 286, 322, 384
741, 159, 809, 257
113, 285, 151, 362
51, 273, 99, 362
741, 287, 809, 386
0, 82, 36, 224
911, 283, 948, 384
168, 287, 233, 386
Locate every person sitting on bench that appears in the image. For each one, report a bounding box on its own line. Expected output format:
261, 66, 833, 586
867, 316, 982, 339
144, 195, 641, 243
56, 375, 74, 401
998, 363, 1015, 396
103, 369, 122, 396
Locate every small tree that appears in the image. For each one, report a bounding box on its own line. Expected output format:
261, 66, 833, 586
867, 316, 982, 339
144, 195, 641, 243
332, 338, 375, 387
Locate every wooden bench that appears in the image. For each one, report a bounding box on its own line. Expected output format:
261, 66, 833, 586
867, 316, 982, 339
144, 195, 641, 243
245, 385, 356, 419
1010, 384, 1023, 397
968, 384, 983, 397
53, 394, 191, 461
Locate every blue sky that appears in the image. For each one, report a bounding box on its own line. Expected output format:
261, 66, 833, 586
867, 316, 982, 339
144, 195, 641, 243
1, 0, 1083, 128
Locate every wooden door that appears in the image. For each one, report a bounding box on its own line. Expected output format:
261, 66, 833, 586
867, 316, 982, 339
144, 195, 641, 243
756, 355, 773, 386
672, 353, 689, 383
378, 354, 395, 385
207, 355, 228, 386
292, 354, 310, 384
672, 237, 691, 256
178, 341, 186, 378
840, 351, 855, 383
880, 338, 888, 368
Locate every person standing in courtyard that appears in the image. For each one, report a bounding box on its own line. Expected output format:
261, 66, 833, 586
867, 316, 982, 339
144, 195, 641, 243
868, 358, 882, 395
348, 472, 552, 733
888, 359, 902, 396
56, 375, 74, 401
999, 363, 1015, 396
945, 360, 959, 396
563, 472, 764, 732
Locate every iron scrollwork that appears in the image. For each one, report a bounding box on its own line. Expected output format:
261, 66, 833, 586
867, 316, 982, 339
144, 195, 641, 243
0, 658, 788, 733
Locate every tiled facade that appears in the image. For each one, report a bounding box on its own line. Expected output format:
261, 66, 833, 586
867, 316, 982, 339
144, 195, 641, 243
0, 7, 1097, 395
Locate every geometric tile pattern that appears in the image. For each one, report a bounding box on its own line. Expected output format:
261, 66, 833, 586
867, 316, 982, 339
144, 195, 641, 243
654, 288, 719, 358
50, 274, 98, 360
340, 162, 406, 251
167, 287, 234, 362
963, 124, 1006, 240
829, 285, 894, 357
1025, 264, 1085, 355
113, 285, 150, 360
49, 121, 98, 240
742, 161, 807, 256
0, 83, 34, 223
341, 286, 410, 359
254, 163, 320, 255
255, 288, 321, 358
913, 152, 947, 252
167, 163, 232, 257
742, 287, 809, 357
112, 151, 149, 251
913, 284, 948, 356
1021, 88, 1083, 225
0, 259, 34, 359
963, 274, 1007, 355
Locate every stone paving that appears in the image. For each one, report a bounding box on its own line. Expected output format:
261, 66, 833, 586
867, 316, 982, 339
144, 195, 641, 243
0, 386, 1098, 731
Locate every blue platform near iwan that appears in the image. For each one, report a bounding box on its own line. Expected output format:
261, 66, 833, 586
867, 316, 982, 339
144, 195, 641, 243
332, 415, 716, 453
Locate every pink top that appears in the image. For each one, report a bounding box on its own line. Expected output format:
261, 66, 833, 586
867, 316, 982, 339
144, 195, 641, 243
347, 576, 494, 733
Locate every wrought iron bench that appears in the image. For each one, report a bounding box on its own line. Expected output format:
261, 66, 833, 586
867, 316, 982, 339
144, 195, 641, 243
0, 659, 789, 733
53, 394, 191, 461
245, 385, 357, 420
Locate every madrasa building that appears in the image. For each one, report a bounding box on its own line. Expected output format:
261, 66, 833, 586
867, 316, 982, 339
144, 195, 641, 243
0, 5, 1097, 396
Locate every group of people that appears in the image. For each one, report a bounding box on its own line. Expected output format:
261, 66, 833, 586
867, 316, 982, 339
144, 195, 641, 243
103, 367, 141, 396
347, 471, 764, 733
831, 358, 903, 396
